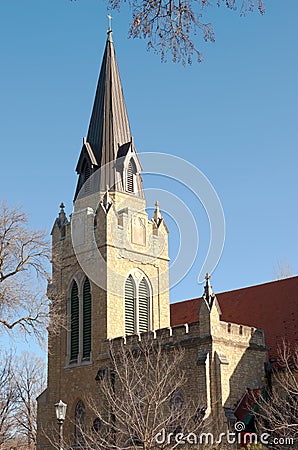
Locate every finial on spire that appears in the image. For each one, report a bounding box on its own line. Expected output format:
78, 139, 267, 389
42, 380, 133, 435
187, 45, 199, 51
203, 273, 216, 309
100, 185, 113, 214
153, 200, 163, 228
57, 202, 68, 230
107, 14, 113, 42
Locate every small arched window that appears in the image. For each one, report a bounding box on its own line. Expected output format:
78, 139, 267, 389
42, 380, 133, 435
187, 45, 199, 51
75, 400, 86, 444
125, 275, 135, 335
126, 160, 134, 193
171, 389, 184, 411
70, 281, 79, 361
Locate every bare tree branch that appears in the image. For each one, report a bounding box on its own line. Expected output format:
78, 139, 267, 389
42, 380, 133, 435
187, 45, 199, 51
0, 201, 64, 344
54, 337, 211, 450
106, 0, 265, 64
13, 352, 46, 448
0, 350, 17, 445
253, 342, 298, 449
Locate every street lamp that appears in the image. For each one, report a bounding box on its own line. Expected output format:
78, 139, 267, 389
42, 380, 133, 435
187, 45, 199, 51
55, 400, 67, 450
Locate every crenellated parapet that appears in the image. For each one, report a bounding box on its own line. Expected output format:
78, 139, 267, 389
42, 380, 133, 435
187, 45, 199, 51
108, 322, 201, 349
106, 318, 265, 350
219, 321, 264, 346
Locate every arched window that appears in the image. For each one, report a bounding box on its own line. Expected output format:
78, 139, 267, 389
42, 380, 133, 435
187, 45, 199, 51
138, 278, 149, 333
124, 272, 151, 335
82, 278, 92, 359
125, 275, 135, 335
126, 160, 134, 193
171, 390, 184, 411
170, 390, 184, 434
75, 400, 86, 444
92, 417, 102, 433
69, 277, 92, 364
70, 281, 79, 361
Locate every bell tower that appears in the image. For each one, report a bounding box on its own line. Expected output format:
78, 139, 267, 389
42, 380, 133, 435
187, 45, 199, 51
37, 30, 170, 449
71, 28, 170, 341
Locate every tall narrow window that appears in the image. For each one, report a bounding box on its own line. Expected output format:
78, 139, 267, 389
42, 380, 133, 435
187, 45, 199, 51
82, 278, 92, 359
75, 400, 86, 445
138, 278, 149, 332
125, 275, 135, 335
70, 282, 79, 361
69, 277, 92, 364
127, 160, 134, 193
124, 272, 151, 336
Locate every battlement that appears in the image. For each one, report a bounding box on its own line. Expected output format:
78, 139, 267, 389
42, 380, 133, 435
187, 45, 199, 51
109, 322, 201, 348
219, 321, 264, 346
108, 319, 264, 349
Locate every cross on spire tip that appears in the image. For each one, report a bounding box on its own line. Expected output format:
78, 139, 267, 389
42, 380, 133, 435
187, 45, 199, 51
107, 14, 113, 42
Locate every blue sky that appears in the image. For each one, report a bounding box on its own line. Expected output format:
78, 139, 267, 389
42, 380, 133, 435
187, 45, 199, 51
0, 0, 297, 312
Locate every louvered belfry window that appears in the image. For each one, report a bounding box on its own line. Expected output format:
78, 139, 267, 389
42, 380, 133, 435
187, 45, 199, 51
69, 277, 92, 363
82, 160, 91, 194
82, 278, 92, 359
138, 278, 149, 332
125, 275, 135, 335
127, 161, 134, 193
124, 273, 150, 335
70, 281, 79, 361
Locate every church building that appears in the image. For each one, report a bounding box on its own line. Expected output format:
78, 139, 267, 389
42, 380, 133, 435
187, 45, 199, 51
36, 28, 297, 449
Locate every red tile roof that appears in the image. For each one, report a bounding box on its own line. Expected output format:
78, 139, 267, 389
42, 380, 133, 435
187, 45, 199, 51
170, 276, 298, 357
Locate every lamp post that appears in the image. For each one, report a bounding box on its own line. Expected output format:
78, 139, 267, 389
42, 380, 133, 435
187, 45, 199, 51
55, 400, 67, 450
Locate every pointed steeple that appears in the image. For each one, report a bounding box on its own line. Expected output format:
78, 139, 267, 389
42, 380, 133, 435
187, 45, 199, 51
87, 32, 131, 167
74, 31, 143, 201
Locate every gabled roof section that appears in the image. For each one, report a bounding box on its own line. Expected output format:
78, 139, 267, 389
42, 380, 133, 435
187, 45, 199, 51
76, 138, 98, 173
87, 31, 132, 169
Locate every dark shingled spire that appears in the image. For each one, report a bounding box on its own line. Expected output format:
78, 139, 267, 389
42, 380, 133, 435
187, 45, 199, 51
87, 30, 131, 167
74, 31, 144, 201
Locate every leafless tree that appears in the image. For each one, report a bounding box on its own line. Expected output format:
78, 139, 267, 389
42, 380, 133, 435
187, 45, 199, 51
0, 349, 46, 449
254, 343, 298, 449
0, 350, 17, 445
64, 338, 212, 450
0, 201, 63, 343
13, 352, 46, 448
106, 0, 265, 64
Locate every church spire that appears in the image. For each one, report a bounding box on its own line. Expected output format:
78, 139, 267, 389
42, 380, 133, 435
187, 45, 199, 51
86, 30, 131, 169
74, 30, 143, 200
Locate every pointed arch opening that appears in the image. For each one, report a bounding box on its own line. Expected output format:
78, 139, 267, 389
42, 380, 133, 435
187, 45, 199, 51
126, 159, 136, 193
125, 275, 135, 335
68, 276, 92, 365
82, 278, 92, 359
124, 271, 151, 335
138, 278, 150, 333
70, 281, 79, 361
74, 400, 86, 445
